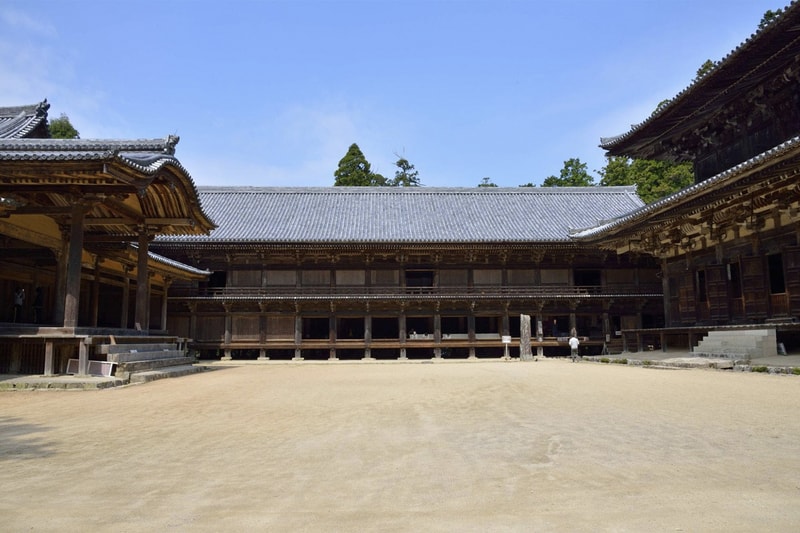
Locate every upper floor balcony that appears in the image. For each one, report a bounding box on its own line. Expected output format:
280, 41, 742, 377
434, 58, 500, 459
169, 284, 663, 302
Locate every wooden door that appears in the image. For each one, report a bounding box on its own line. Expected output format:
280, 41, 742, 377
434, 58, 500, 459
706, 265, 729, 323
784, 246, 800, 318
678, 273, 696, 325
741, 256, 767, 321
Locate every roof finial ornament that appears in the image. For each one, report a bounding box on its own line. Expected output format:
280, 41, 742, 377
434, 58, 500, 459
35, 99, 50, 117
164, 134, 180, 154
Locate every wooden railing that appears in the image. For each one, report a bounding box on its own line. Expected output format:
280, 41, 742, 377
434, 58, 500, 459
169, 284, 663, 300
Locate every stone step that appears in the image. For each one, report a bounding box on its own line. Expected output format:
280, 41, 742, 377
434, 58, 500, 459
106, 349, 184, 363
693, 329, 777, 359
97, 343, 176, 355
116, 356, 197, 376
128, 365, 205, 384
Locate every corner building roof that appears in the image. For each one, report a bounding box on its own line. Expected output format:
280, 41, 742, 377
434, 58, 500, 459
156, 186, 644, 244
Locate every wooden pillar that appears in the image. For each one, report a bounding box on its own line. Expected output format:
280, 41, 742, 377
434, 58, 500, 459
134, 230, 150, 331
90, 256, 101, 327
328, 312, 337, 361
399, 309, 407, 360
258, 301, 269, 361
64, 204, 86, 328
52, 240, 68, 326
159, 278, 172, 331
467, 304, 476, 359
222, 302, 232, 360
433, 308, 442, 359
569, 301, 577, 337
661, 257, 671, 327
187, 302, 197, 343
363, 313, 373, 360
293, 309, 303, 360
121, 265, 131, 328
535, 302, 544, 358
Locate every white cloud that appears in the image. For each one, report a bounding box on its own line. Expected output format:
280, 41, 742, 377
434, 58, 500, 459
0, 6, 57, 38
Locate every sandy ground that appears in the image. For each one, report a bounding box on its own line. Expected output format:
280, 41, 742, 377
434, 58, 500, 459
1, 360, 799, 532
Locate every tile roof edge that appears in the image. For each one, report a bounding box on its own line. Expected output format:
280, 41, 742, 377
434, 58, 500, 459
196, 185, 640, 194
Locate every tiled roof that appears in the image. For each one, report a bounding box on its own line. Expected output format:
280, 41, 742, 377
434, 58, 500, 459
0, 99, 50, 139
130, 244, 211, 276
600, 1, 800, 153
156, 186, 644, 244
572, 134, 800, 239
0, 136, 181, 171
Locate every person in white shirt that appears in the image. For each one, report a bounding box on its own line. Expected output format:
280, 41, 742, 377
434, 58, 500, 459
568, 335, 580, 362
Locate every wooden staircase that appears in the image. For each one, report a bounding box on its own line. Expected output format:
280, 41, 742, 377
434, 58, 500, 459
95, 337, 204, 384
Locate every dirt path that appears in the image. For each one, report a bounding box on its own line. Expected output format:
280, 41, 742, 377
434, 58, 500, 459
1, 360, 799, 532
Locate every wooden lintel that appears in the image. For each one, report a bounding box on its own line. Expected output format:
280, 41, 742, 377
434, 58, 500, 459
84, 218, 130, 226
145, 218, 194, 226
83, 234, 139, 243
4, 206, 73, 216
0, 218, 62, 249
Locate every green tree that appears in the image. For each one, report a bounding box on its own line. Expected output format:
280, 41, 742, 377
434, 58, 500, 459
694, 59, 716, 81
49, 113, 79, 139
391, 155, 421, 186
542, 158, 594, 187
759, 8, 783, 30
478, 177, 497, 187
334, 143, 386, 186
598, 156, 693, 204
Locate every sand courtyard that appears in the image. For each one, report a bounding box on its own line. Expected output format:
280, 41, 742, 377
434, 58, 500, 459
1, 359, 799, 532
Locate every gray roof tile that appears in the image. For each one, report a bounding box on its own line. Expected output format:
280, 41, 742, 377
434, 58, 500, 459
158, 186, 644, 244
0, 99, 50, 139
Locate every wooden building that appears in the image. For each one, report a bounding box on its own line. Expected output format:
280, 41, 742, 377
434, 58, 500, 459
0, 100, 215, 375
574, 3, 800, 352
152, 187, 664, 360
5, 3, 800, 374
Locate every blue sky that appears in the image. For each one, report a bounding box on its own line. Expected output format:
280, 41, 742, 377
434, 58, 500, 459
0, 0, 781, 187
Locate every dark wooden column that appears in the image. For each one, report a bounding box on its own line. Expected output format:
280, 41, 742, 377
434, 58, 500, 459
90, 256, 101, 327
222, 302, 232, 360
258, 301, 269, 360
293, 304, 303, 360
134, 230, 150, 330
120, 265, 131, 328
187, 302, 197, 342
329, 303, 337, 361
63, 204, 86, 328
433, 302, 442, 359
52, 238, 68, 326
399, 305, 407, 360
468, 302, 476, 359
160, 278, 172, 331
363, 304, 373, 360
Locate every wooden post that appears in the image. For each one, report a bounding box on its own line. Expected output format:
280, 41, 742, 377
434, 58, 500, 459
293, 312, 303, 360
121, 265, 131, 328
399, 310, 407, 360
363, 313, 373, 360
222, 302, 232, 360
134, 230, 150, 331
160, 278, 172, 331
63, 204, 86, 328
90, 256, 101, 327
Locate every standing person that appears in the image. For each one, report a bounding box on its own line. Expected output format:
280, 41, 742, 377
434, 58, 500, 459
13, 287, 25, 322
569, 334, 580, 362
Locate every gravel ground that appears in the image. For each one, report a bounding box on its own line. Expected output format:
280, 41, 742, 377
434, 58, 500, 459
1, 359, 799, 532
